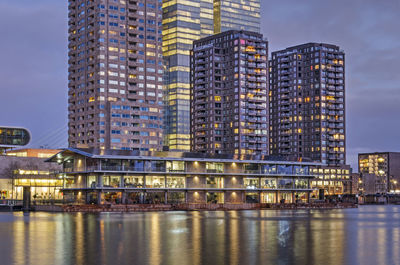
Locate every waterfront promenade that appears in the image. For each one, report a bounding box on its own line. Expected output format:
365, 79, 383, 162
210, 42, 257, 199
33, 202, 357, 212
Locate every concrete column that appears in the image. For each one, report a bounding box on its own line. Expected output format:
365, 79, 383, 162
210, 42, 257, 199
120, 175, 124, 188
292, 192, 295, 203
122, 192, 126, 204
22, 187, 31, 211
97, 191, 102, 205
164, 191, 168, 204
98, 174, 103, 188
276, 191, 280, 203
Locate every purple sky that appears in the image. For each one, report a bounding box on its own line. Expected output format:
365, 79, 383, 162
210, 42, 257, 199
1, 0, 399, 170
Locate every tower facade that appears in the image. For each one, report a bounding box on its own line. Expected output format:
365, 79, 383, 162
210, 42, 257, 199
213, 0, 260, 34
68, 0, 164, 151
191, 30, 268, 156
269, 43, 345, 165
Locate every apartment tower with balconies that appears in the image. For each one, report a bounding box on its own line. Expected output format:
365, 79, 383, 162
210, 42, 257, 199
191, 30, 268, 157
68, 0, 164, 151
269, 43, 345, 165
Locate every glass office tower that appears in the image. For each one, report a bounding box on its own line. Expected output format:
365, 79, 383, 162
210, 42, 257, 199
214, 0, 260, 34
162, 0, 214, 151
163, 0, 260, 151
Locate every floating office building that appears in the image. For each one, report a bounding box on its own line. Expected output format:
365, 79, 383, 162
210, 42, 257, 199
48, 148, 320, 205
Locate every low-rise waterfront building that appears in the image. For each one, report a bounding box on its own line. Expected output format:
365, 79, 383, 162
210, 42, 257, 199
0, 149, 62, 201
310, 164, 352, 199
47, 148, 320, 205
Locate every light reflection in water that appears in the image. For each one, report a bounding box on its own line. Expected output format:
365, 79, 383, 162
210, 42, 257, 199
0, 206, 398, 265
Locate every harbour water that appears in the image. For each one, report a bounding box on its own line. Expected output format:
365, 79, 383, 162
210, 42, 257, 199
0, 205, 399, 265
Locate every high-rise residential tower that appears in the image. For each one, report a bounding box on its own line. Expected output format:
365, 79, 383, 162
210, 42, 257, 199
162, 0, 261, 151
68, 0, 164, 151
269, 43, 345, 165
191, 30, 268, 156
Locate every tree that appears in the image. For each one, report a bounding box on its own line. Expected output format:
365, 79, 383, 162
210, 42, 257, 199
1, 161, 20, 200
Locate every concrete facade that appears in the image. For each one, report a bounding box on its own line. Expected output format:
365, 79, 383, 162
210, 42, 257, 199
68, 0, 164, 151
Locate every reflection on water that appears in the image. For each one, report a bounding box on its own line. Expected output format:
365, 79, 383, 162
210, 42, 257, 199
0, 206, 399, 265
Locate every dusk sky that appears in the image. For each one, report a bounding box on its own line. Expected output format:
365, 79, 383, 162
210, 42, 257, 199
1, 0, 399, 170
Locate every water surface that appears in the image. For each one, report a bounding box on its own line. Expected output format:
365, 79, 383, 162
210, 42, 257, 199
0, 205, 399, 265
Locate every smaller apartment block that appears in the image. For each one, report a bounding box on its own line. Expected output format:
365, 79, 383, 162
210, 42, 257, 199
359, 152, 400, 194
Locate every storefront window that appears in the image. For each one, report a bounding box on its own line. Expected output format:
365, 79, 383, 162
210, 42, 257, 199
261, 178, 276, 189
295, 179, 308, 189
86, 192, 98, 204
146, 176, 165, 188
126, 192, 144, 204
87, 176, 97, 188
244, 178, 259, 189
166, 161, 185, 172
124, 176, 144, 188
261, 192, 276, 203
150, 161, 166, 172
207, 192, 224, 203
278, 178, 293, 189
295, 192, 307, 202
244, 164, 259, 173
206, 163, 224, 173
64, 177, 75, 188
167, 192, 185, 203
145, 192, 165, 203
206, 177, 224, 188
245, 192, 259, 203
262, 165, 277, 174
103, 192, 122, 204
280, 192, 292, 203
166, 177, 185, 188
294, 166, 308, 175
101, 160, 121, 171
130, 160, 144, 171
277, 165, 293, 175
103, 176, 121, 188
